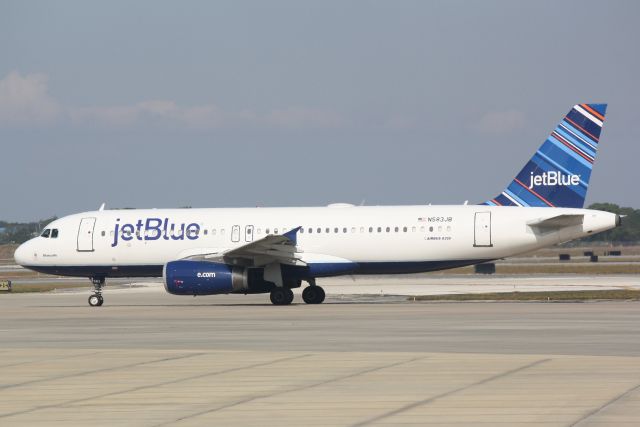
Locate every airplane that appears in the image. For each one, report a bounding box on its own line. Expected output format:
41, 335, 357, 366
14, 103, 620, 306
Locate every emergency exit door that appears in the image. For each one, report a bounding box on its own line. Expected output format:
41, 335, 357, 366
473, 212, 492, 247
77, 217, 96, 252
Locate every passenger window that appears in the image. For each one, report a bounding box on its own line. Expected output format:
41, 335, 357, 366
204, 229, 208, 235
403, 227, 407, 232
102, 231, 106, 237
386, 227, 390, 232
317, 228, 321, 233
51, 229, 59, 238
377, 227, 382, 232
309, 228, 313, 234
300, 228, 304, 234
41, 229, 50, 238
266, 228, 270, 234
343, 227, 347, 233
274, 228, 279, 234
394, 227, 399, 232
429, 226, 433, 232
369, 227, 373, 233
326, 227, 330, 233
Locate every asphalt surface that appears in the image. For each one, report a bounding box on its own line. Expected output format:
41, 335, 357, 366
0, 286, 639, 426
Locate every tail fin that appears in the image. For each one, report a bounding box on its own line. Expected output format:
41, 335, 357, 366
483, 103, 607, 208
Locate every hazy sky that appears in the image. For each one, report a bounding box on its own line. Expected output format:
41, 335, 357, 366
1, 0, 639, 221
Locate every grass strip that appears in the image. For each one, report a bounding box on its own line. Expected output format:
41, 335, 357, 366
1, 283, 87, 293
411, 289, 640, 301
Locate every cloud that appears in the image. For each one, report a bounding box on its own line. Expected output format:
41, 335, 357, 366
0, 71, 346, 131
475, 110, 526, 134
262, 107, 344, 129
0, 71, 62, 125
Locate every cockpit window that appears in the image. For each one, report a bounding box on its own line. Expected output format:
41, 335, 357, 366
41, 229, 51, 238
51, 229, 59, 238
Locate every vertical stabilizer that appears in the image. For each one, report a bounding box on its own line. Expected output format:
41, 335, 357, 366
484, 103, 607, 208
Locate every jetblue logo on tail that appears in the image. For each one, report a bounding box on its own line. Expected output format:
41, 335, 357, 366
529, 171, 580, 189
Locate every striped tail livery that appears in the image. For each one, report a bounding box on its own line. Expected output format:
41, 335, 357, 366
484, 103, 607, 208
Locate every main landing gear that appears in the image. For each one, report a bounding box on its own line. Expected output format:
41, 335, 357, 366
268, 281, 326, 306
88, 277, 105, 307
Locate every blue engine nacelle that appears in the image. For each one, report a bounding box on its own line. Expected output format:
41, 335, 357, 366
164, 260, 250, 296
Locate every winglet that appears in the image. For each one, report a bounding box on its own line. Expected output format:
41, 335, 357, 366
283, 226, 302, 245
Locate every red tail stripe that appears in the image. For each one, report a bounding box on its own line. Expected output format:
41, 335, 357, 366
565, 117, 600, 143
551, 131, 594, 163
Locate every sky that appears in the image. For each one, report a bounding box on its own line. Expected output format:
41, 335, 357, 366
1, 0, 639, 221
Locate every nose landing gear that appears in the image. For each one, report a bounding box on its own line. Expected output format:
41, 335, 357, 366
88, 277, 105, 307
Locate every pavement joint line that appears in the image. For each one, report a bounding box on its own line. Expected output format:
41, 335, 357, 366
349, 358, 551, 427
0, 353, 309, 420
570, 379, 640, 426
0, 351, 205, 392
157, 355, 427, 427
0, 350, 106, 370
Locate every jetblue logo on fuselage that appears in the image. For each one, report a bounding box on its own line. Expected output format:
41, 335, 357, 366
111, 218, 200, 247
529, 171, 580, 189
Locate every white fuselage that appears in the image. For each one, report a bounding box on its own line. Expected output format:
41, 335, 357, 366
14, 204, 618, 277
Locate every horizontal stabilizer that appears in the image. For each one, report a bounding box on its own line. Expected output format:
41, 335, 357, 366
527, 214, 584, 229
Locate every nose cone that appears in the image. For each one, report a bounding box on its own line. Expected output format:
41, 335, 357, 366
14, 241, 31, 266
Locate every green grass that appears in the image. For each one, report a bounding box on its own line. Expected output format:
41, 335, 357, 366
0, 283, 86, 293
411, 289, 640, 301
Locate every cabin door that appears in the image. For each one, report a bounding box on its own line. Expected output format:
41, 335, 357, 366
473, 212, 492, 247
77, 217, 96, 252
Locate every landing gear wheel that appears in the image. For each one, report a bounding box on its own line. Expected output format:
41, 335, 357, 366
89, 276, 105, 307
270, 288, 294, 305
302, 286, 325, 304
88, 294, 102, 307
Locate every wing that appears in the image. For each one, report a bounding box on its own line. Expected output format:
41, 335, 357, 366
185, 227, 305, 267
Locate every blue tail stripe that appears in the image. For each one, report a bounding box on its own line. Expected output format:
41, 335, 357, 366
555, 128, 596, 158
560, 122, 597, 150
566, 109, 602, 139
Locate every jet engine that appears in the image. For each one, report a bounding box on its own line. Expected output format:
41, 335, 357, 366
164, 260, 257, 295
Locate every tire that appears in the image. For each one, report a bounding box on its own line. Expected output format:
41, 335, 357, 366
88, 294, 101, 307
97, 295, 104, 306
302, 286, 325, 304
270, 288, 286, 305
284, 288, 294, 305
270, 288, 294, 305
